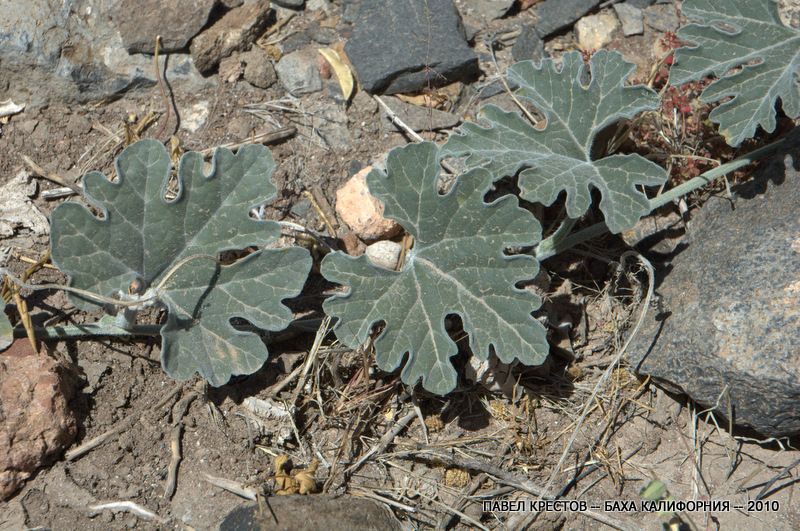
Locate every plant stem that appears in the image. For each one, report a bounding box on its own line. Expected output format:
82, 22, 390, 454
534, 216, 579, 259
648, 137, 785, 210
535, 222, 610, 261
534, 137, 787, 261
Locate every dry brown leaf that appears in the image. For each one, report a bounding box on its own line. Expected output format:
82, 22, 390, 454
318, 48, 354, 101
395, 83, 461, 110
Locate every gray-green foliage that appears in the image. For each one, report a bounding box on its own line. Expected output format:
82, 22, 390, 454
670, 0, 800, 146
0, 306, 11, 351
321, 142, 548, 395
443, 51, 667, 234
50, 140, 311, 386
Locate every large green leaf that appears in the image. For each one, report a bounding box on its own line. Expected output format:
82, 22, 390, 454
443, 51, 667, 234
670, 0, 800, 146
50, 140, 311, 385
321, 142, 548, 395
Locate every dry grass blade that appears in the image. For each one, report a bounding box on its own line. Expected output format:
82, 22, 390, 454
203, 473, 258, 501
88, 501, 164, 523
346, 410, 417, 474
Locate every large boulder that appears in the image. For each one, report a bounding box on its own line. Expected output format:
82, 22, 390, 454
628, 132, 800, 437
0, 0, 212, 106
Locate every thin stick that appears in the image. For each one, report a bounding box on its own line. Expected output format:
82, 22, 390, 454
415, 491, 489, 531
163, 424, 182, 499
346, 410, 417, 474
163, 391, 195, 499
290, 315, 332, 405
352, 489, 418, 513
200, 127, 297, 155
203, 473, 258, 501
21, 155, 83, 196
88, 501, 164, 522
268, 362, 306, 396
488, 38, 539, 126
436, 473, 487, 530
756, 457, 800, 500
374, 95, 425, 142
303, 189, 337, 238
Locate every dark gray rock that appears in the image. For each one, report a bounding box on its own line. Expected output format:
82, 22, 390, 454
462, 0, 516, 21
533, 0, 602, 38
276, 49, 323, 95
628, 133, 800, 437
344, 0, 479, 94
512, 26, 546, 63
381, 96, 460, 132
219, 496, 403, 531
614, 2, 645, 36
626, 0, 655, 8
109, 0, 216, 53
272, 0, 305, 7
0, 0, 213, 106
190, 0, 272, 73
242, 49, 277, 89
644, 3, 679, 32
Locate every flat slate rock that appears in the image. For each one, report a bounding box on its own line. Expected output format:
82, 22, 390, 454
380, 96, 460, 132
110, 0, 216, 53
627, 132, 800, 437
219, 496, 403, 531
512, 26, 545, 63
344, 0, 478, 94
533, 0, 602, 38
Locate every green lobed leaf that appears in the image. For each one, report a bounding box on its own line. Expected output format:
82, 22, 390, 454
0, 305, 11, 352
321, 142, 548, 395
50, 139, 311, 385
670, 0, 800, 146
443, 51, 667, 234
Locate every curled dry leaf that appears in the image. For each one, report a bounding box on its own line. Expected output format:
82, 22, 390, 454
318, 48, 354, 101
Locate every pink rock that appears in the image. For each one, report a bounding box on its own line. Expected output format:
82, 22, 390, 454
335, 167, 401, 241
0, 340, 77, 500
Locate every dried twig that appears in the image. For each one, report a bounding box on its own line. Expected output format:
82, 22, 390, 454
21, 155, 82, 196
756, 457, 800, 500
199, 127, 297, 155
164, 425, 183, 499
88, 501, 164, 523
163, 392, 196, 499
303, 188, 338, 238
203, 473, 258, 501
374, 95, 425, 142
346, 410, 417, 474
